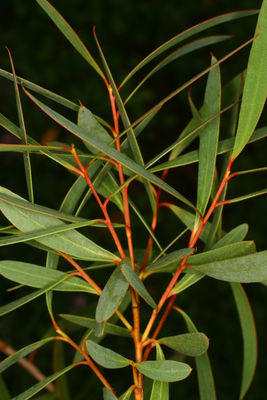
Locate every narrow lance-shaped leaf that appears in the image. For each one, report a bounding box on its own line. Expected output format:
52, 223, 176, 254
96, 266, 129, 323
159, 332, 209, 357
7, 48, 34, 203
136, 360, 192, 382
119, 387, 134, 400
231, 283, 257, 399
12, 364, 76, 400
35, 0, 104, 79
0, 338, 54, 373
150, 344, 169, 400
171, 272, 204, 295
197, 55, 221, 216
212, 224, 248, 249
120, 259, 157, 309
54, 342, 71, 400
144, 248, 193, 276
0, 186, 118, 262
103, 388, 118, 400
176, 308, 216, 400
22, 89, 195, 210
86, 340, 130, 369
232, 0, 267, 158
0, 375, 10, 400
120, 10, 258, 87
191, 250, 267, 282
0, 260, 97, 294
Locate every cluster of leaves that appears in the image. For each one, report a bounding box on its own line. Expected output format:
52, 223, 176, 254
0, 0, 266, 399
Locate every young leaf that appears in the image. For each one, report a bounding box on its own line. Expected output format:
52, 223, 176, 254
171, 272, 204, 295
120, 260, 157, 309
136, 360, 192, 382
231, 283, 257, 399
0, 260, 97, 293
191, 250, 267, 282
150, 344, 169, 400
197, 55, 221, 215
159, 332, 209, 357
212, 224, 248, 249
0, 338, 53, 373
119, 387, 133, 400
176, 308, 216, 400
0, 187, 118, 262
35, 0, 104, 79
11, 364, 76, 400
86, 340, 130, 369
232, 0, 267, 158
96, 266, 129, 323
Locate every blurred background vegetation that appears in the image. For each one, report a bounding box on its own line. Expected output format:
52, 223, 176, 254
0, 0, 266, 399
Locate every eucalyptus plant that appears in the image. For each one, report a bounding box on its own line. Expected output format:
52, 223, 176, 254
0, 0, 266, 399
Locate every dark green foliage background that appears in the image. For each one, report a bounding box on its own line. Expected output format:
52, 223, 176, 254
0, 0, 266, 399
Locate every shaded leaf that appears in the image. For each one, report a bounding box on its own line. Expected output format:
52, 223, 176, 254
144, 248, 193, 277
232, 1, 267, 158
120, 260, 156, 308
231, 283, 257, 399
54, 342, 71, 400
103, 388, 118, 400
136, 360, 191, 382
0, 375, 10, 400
150, 344, 169, 400
0, 338, 53, 373
0, 260, 97, 293
96, 266, 129, 323
159, 332, 209, 357
86, 340, 129, 369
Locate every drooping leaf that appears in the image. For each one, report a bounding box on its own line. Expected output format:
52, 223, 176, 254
232, 1, 267, 158
0, 186, 118, 262
0, 338, 54, 373
120, 10, 258, 87
150, 344, 169, 400
212, 224, 248, 249
120, 260, 157, 308
96, 266, 129, 323
22, 89, 195, 210
176, 308, 216, 400
35, 0, 104, 79
159, 332, 209, 357
0, 260, 97, 293
231, 283, 257, 399
11, 364, 76, 400
197, 55, 221, 216
191, 250, 267, 282
136, 360, 192, 382
86, 340, 129, 369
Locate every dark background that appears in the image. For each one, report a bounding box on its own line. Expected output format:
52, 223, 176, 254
0, 0, 266, 399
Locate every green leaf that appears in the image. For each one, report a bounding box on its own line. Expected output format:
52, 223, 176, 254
120, 260, 157, 309
22, 89, 195, 210
212, 224, 248, 249
7, 49, 34, 203
35, 0, 104, 79
59, 314, 131, 337
151, 126, 267, 172
191, 250, 267, 282
197, 55, 221, 215
150, 344, 169, 400
225, 188, 267, 204
119, 387, 134, 400
54, 342, 71, 400
103, 388, 118, 400
0, 260, 97, 293
12, 364, 76, 400
171, 272, 204, 295
120, 10, 258, 87
136, 360, 192, 382
0, 338, 53, 373
231, 283, 257, 399
232, 1, 267, 158
176, 308, 216, 400
0, 187, 118, 262
159, 332, 209, 357
0, 375, 10, 400
144, 248, 193, 277
96, 266, 129, 323
86, 340, 129, 369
